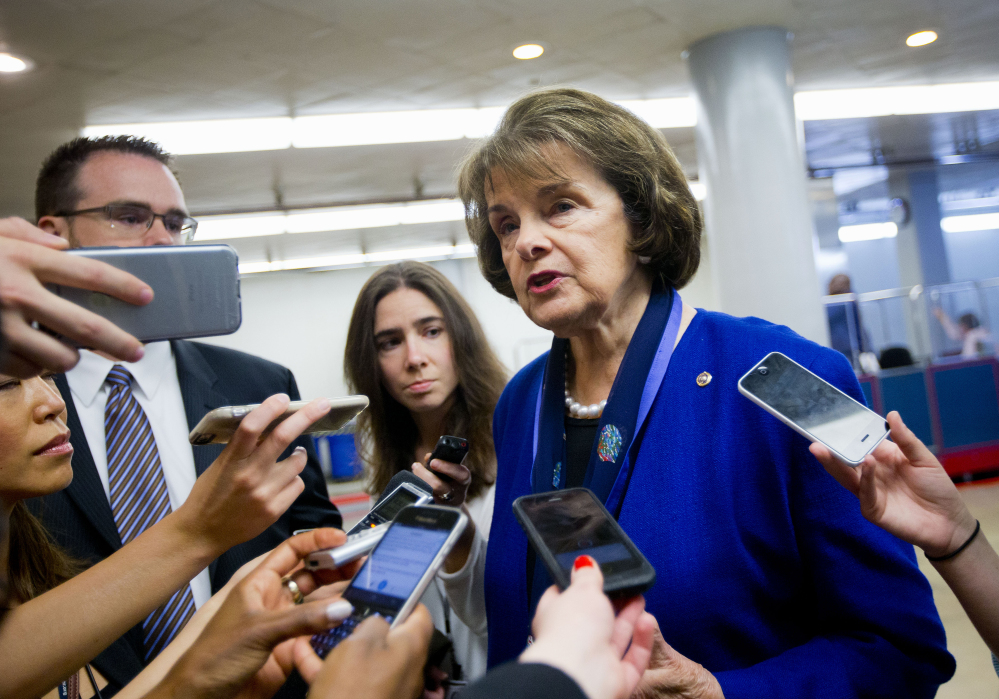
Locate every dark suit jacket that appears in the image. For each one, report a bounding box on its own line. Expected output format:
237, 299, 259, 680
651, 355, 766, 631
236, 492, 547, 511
27, 340, 341, 693
461, 663, 586, 699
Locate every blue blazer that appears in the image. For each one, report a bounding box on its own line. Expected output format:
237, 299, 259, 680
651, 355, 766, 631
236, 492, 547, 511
485, 311, 954, 698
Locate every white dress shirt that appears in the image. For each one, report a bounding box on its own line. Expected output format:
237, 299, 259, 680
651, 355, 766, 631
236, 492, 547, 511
66, 342, 211, 608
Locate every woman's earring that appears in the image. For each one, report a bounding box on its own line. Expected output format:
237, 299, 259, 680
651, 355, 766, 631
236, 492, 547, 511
638, 255, 651, 264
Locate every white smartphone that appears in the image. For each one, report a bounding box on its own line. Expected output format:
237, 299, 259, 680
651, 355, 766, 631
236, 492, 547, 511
738, 351, 889, 465
310, 504, 468, 659
188, 395, 369, 445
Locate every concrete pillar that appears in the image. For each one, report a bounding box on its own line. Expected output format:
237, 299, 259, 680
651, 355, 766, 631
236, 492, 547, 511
888, 167, 950, 288
688, 26, 829, 345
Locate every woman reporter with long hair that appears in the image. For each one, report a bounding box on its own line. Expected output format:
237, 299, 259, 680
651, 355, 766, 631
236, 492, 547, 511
344, 261, 506, 679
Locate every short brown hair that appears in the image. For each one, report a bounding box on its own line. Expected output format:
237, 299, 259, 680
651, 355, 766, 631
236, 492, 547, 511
458, 87, 702, 299
35, 135, 173, 221
344, 262, 507, 500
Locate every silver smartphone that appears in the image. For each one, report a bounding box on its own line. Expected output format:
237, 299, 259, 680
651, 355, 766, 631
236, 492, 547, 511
738, 351, 889, 465
188, 395, 369, 445
45, 245, 241, 344
310, 505, 468, 659
306, 523, 390, 570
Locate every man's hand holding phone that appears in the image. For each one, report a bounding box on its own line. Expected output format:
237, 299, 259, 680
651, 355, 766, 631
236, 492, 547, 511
0, 217, 152, 376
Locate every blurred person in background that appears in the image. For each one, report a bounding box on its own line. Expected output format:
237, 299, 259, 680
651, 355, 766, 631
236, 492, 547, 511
811, 411, 999, 675
933, 307, 998, 358
343, 260, 506, 681
442, 87, 954, 698
825, 273, 872, 368
28, 135, 341, 692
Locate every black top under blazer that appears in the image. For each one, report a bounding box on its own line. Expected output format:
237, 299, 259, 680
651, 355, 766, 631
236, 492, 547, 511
27, 340, 342, 694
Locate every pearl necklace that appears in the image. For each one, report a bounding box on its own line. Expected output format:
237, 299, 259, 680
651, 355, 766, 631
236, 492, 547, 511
564, 388, 607, 419
564, 349, 607, 419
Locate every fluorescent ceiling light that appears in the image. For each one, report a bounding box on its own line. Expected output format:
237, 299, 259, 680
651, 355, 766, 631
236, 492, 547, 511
83, 81, 999, 155
197, 199, 465, 241
838, 222, 898, 243
941, 213, 999, 233
0, 52, 30, 73
906, 31, 938, 47
293, 108, 505, 148
239, 243, 476, 275
618, 98, 697, 129
794, 82, 999, 120
513, 44, 544, 60
83, 117, 292, 155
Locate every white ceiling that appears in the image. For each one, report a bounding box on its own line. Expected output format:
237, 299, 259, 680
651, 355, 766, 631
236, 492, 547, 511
1, 0, 997, 263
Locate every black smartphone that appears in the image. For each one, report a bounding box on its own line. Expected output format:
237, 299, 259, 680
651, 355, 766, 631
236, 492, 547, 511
513, 488, 656, 598
738, 351, 889, 465
46, 245, 242, 344
426, 435, 469, 485
310, 505, 468, 659
346, 479, 433, 535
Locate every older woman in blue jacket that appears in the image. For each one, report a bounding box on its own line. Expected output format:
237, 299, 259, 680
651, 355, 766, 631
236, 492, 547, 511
429, 87, 954, 699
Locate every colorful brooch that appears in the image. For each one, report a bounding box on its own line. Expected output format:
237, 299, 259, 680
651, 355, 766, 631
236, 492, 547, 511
597, 425, 624, 463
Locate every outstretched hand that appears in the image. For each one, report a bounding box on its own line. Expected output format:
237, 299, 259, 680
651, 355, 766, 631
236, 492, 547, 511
153, 529, 360, 699
0, 217, 153, 377
295, 605, 435, 699
810, 410, 977, 558
520, 557, 656, 699
174, 394, 334, 556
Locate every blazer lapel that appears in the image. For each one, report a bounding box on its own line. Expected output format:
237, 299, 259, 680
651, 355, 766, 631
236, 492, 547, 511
55, 373, 123, 550
171, 340, 230, 476
172, 340, 232, 584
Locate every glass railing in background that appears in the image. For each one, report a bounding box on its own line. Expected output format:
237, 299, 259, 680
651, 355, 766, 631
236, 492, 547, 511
823, 276, 999, 369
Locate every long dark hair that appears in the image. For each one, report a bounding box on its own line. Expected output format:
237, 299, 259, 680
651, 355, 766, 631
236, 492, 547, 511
344, 262, 507, 499
5, 501, 81, 605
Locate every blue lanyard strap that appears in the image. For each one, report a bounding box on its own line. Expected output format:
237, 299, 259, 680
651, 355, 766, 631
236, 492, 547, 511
530, 288, 684, 506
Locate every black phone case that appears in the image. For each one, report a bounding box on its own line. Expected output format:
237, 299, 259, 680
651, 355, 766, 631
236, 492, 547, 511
512, 487, 656, 598
428, 435, 469, 464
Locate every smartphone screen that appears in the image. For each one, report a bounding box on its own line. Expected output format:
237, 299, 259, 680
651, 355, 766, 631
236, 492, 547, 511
311, 507, 463, 658
739, 352, 888, 463
517, 489, 649, 583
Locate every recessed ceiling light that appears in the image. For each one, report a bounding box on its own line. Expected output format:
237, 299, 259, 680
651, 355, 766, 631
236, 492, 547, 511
0, 52, 31, 73
513, 44, 544, 60
906, 30, 938, 47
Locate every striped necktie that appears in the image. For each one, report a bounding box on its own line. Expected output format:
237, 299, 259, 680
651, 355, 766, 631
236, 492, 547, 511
104, 365, 196, 660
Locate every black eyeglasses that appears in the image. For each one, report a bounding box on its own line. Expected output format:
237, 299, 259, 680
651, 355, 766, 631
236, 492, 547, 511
57, 204, 198, 242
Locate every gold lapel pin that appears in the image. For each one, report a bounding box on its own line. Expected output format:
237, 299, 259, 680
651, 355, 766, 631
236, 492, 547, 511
696, 371, 712, 387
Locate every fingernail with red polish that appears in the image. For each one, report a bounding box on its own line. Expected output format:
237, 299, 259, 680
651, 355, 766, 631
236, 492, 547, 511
573, 555, 597, 570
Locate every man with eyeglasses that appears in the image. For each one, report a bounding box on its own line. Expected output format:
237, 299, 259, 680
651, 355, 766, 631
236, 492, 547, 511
29, 135, 342, 695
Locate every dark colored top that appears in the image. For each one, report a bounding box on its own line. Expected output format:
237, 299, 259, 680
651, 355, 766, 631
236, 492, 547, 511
27, 340, 341, 695
485, 310, 955, 698
461, 662, 586, 699
564, 416, 599, 489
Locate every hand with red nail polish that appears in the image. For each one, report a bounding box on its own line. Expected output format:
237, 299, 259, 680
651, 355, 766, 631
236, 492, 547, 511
519, 560, 654, 699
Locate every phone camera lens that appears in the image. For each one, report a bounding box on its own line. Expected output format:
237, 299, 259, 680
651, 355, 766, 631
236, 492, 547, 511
758, 366, 769, 375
